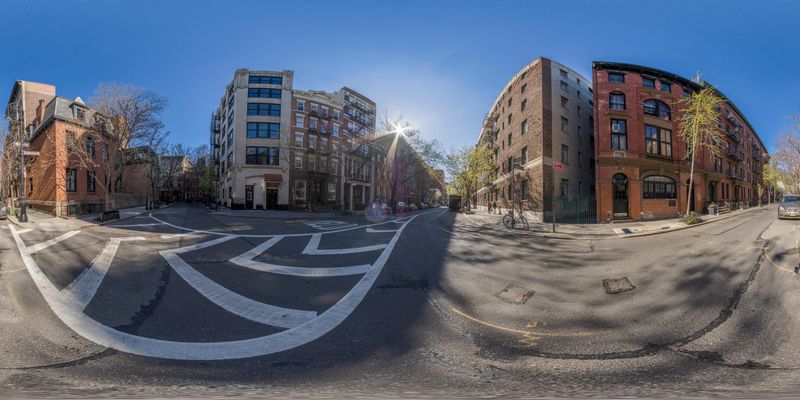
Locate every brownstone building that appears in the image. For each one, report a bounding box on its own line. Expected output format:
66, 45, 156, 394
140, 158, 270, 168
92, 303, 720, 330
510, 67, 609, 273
476, 57, 595, 222
592, 62, 768, 222
5, 80, 115, 216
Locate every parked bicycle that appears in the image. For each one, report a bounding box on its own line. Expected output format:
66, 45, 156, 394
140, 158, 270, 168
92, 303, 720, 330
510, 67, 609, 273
502, 209, 530, 230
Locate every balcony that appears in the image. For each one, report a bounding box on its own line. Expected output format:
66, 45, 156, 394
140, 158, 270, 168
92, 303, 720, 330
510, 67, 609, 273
350, 101, 373, 115
210, 112, 221, 134
727, 147, 743, 161
725, 129, 741, 142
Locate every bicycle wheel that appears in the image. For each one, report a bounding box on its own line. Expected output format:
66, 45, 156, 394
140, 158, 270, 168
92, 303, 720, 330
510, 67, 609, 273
518, 215, 529, 230
502, 214, 513, 228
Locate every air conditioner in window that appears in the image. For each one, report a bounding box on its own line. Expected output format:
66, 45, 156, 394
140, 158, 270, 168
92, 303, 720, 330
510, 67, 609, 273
611, 122, 622, 133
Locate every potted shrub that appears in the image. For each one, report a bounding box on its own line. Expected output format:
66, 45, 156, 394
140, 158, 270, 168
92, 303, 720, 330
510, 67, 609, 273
707, 202, 718, 215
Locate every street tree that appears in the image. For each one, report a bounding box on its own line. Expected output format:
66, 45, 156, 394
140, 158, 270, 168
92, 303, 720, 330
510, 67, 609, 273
773, 115, 800, 195
445, 145, 494, 212
762, 161, 780, 204
63, 83, 168, 211
678, 86, 725, 217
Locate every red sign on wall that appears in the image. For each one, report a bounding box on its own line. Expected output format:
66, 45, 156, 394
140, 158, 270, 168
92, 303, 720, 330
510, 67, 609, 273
553, 161, 564, 170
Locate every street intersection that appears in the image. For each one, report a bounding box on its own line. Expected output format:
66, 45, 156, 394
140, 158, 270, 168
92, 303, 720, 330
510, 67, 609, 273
1, 204, 800, 397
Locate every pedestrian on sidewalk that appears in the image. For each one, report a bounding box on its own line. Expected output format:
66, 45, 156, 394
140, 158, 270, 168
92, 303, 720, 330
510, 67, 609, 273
492, 201, 498, 215
487, 203, 493, 214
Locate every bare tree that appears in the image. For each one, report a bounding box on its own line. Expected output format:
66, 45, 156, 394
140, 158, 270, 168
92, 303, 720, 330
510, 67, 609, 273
774, 116, 800, 194
66, 83, 169, 211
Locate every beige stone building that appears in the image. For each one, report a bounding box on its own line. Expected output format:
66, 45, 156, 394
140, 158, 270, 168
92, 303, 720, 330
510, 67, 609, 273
475, 57, 595, 222
211, 69, 294, 209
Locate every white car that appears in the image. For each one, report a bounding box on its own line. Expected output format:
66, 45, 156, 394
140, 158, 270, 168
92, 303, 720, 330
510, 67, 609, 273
0, 206, 7, 220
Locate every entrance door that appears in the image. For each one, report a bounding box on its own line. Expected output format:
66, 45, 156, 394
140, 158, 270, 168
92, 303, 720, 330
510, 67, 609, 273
612, 173, 629, 217
708, 182, 716, 202
245, 185, 254, 209
265, 185, 278, 209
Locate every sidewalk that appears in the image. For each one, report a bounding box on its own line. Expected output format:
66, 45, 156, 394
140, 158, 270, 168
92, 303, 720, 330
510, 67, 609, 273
6, 205, 156, 232
462, 204, 773, 240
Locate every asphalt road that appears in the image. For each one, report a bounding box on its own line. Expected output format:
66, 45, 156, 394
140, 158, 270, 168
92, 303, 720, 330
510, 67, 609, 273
0, 204, 799, 398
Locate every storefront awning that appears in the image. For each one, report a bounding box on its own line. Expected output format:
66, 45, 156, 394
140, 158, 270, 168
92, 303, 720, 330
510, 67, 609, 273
264, 174, 283, 183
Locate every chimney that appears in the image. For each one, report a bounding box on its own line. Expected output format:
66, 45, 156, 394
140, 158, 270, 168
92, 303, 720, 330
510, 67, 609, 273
35, 99, 45, 127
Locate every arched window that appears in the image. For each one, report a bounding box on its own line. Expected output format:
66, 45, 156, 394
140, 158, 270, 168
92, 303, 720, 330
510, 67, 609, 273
643, 99, 671, 120
643, 175, 676, 199
85, 137, 95, 157
609, 92, 626, 110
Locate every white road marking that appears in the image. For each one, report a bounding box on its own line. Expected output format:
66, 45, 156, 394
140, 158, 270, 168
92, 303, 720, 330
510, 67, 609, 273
15, 228, 32, 234
61, 237, 145, 309
302, 233, 386, 255
160, 233, 206, 240
160, 235, 317, 328
107, 223, 163, 228
25, 231, 80, 254
366, 228, 398, 233
7, 211, 422, 360
229, 237, 372, 277
303, 220, 358, 231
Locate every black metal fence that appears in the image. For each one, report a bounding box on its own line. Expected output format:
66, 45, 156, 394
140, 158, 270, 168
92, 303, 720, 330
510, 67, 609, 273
542, 193, 597, 224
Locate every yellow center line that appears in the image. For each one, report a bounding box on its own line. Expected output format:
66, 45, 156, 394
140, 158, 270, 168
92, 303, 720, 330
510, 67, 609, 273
0, 268, 26, 275
4, 280, 23, 314
450, 307, 597, 338
762, 248, 796, 274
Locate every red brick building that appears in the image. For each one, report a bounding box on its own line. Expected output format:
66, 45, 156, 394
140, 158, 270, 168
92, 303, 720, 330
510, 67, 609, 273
592, 62, 768, 222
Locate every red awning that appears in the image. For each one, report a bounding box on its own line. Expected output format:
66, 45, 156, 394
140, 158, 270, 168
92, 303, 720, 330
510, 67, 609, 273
264, 174, 283, 183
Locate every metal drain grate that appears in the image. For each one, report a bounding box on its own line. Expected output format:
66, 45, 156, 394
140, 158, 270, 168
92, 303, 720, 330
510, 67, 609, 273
496, 284, 534, 304
603, 277, 635, 294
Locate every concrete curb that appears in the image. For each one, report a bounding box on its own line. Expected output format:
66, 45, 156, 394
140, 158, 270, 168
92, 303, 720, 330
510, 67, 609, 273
6, 205, 173, 231
462, 205, 770, 241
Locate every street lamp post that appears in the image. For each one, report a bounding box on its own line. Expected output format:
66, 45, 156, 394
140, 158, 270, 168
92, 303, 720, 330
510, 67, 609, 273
17, 124, 33, 223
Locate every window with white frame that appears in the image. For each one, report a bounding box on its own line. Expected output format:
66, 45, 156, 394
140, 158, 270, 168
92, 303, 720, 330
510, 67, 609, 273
332, 123, 340, 137
297, 100, 305, 111
311, 103, 318, 113
309, 135, 317, 149
294, 154, 303, 170
295, 114, 305, 127
309, 118, 318, 129
333, 109, 341, 120
295, 132, 304, 147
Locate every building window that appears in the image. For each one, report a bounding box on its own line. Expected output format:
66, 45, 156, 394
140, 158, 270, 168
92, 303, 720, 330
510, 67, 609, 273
295, 132, 304, 147
76, 108, 86, 121
507, 97, 512, 107
86, 137, 95, 158
642, 77, 656, 89
643, 99, 671, 120
245, 146, 279, 165
521, 83, 527, 93
521, 146, 528, 163
561, 96, 568, 109
297, 100, 305, 111
660, 81, 672, 93
608, 72, 625, 83
102, 144, 108, 161
246, 122, 280, 138
609, 92, 626, 110
295, 114, 305, 127
559, 69, 568, 79
247, 103, 281, 116
559, 179, 569, 198
87, 171, 96, 192
561, 117, 568, 132
249, 75, 282, 85
521, 99, 527, 111
294, 180, 306, 200
645, 124, 673, 157
507, 133, 512, 146
578, 151, 582, 167
611, 119, 627, 150
332, 124, 340, 137
643, 175, 677, 199
521, 119, 528, 135
682, 88, 692, 98
507, 113, 512, 125
521, 180, 529, 200
333, 109, 340, 120
309, 135, 317, 149
561, 144, 569, 164
66, 169, 77, 192
226, 152, 233, 168
294, 154, 303, 170
248, 88, 281, 98
560, 80, 568, 91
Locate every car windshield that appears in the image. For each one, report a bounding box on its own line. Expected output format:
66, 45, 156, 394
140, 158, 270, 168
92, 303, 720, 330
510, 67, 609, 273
783, 196, 800, 203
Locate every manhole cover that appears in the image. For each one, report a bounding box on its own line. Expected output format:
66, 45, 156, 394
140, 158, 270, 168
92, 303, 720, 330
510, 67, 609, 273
496, 284, 534, 304
603, 277, 635, 294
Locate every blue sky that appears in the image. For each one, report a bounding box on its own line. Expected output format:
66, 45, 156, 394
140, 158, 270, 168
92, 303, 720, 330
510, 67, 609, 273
1, 0, 798, 153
